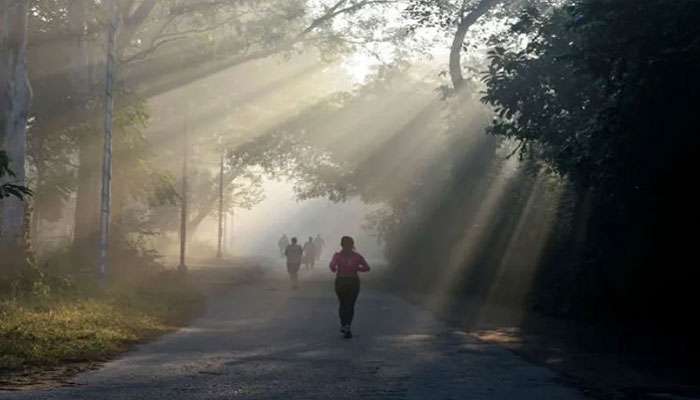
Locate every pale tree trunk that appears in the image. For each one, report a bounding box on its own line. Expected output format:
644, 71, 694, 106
0, 1, 32, 268
73, 1, 158, 272
449, 11, 470, 91
97, 0, 120, 280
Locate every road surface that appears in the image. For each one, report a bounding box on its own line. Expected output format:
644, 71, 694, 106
3, 267, 589, 400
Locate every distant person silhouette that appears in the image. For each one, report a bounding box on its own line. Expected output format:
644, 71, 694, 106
278, 234, 289, 257
285, 237, 303, 289
329, 236, 370, 338
303, 237, 316, 270
313, 234, 325, 261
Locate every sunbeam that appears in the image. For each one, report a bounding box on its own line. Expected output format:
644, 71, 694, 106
3, 1, 694, 395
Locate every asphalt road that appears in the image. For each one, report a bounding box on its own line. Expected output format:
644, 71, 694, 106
2, 267, 589, 400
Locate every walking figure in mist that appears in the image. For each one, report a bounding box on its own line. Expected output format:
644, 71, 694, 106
278, 234, 289, 257
329, 236, 370, 339
303, 237, 316, 270
313, 234, 325, 262
285, 237, 303, 289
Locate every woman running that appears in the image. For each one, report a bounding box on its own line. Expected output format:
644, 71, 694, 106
329, 236, 370, 338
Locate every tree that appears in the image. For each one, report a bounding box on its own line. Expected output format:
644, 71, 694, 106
481, 0, 700, 320
1, 0, 32, 264
97, 0, 121, 280
406, 0, 508, 90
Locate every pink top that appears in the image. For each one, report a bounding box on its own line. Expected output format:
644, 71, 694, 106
329, 251, 370, 277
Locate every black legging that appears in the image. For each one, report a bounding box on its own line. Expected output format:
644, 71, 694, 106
335, 276, 360, 326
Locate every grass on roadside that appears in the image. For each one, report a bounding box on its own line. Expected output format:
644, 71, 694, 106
0, 271, 204, 373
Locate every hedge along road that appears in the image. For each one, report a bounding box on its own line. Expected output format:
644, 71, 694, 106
2, 267, 589, 400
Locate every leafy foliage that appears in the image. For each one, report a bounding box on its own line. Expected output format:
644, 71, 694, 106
0, 151, 32, 201
480, 0, 700, 321
482, 0, 700, 193
404, 0, 463, 30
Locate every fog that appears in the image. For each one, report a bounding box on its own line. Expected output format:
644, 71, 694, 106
200, 178, 386, 263
21, 24, 542, 307
129, 49, 439, 267
3, 2, 697, 391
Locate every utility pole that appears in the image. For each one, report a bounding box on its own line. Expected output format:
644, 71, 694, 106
178, 115, 189, 272
229, 208, 234, 254
216, 150, 225, 259
98, 0, 119, 282
222, 212, 228, 256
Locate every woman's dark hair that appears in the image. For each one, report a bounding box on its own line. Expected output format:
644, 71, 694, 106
340, 236, 354, 251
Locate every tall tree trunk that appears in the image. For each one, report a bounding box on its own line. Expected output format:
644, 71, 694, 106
0, 1, 32, 268
98, 0, 120, 280
73, 0, 156, 271
449, 0, 503, 90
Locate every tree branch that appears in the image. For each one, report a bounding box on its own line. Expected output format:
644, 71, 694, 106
450, 0, 504, 90
302, 0, 400, 35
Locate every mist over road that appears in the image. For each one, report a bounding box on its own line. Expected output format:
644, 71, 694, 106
4, 266, 588, 400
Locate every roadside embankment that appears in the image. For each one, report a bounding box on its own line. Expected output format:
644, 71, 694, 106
0, 259, 264, 390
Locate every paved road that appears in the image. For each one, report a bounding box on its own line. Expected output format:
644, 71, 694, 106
3, 269, 589, 400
